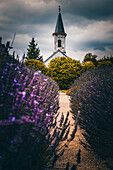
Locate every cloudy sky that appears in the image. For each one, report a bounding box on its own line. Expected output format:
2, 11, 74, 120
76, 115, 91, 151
0, 0, 113, 62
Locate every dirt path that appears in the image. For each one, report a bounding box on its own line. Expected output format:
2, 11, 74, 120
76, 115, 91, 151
51, 93, 109, 170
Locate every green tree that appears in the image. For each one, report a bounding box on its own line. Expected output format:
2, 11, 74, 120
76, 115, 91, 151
83, 53, 98, 66
25, 37, 43, 61
47, 57, 82, 90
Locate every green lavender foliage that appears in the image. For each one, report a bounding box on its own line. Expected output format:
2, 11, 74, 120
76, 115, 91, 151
69, 66, 113, 165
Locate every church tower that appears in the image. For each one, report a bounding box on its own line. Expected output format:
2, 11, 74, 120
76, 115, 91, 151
53, 6, 67, 53
44, 6, 68, 66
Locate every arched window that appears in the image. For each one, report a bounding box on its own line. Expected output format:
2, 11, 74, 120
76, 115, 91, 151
58, 40, 61, 47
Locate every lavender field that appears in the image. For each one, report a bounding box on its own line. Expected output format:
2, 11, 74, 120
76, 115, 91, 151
0, 40, 113, 169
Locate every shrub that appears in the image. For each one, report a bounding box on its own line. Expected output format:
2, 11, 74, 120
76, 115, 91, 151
69, 66, 113, 166
24, 59, 48, 75
97, 60, 112, 68
82, 61, 96, 71
97, 56, 113, 65
47, 57, 82, 90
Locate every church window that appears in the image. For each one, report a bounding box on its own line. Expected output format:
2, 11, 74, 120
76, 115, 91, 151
58, 40, 61, 47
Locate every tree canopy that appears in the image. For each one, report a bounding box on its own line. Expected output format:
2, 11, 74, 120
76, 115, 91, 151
25, 37, 43, 61
47, 57, 82, 90
83, 53, 98, 66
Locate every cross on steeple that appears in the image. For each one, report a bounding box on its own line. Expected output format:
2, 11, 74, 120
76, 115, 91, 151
59, 5, 61, 13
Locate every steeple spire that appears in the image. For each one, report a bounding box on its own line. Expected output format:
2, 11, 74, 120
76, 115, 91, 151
53, 6, 67, 36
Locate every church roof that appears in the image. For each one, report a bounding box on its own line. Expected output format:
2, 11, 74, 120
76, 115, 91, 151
53, 6, 67, 36
44, 49, 68, 64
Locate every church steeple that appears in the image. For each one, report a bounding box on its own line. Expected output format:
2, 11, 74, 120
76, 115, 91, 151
54, 6, 66, 35
53, 6, 67, 53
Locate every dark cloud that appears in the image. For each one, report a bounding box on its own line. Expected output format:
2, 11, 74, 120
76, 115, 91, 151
56, 0, 113, 20
0, 0, 57, 23
94, 47, 106, 51
89, 41, 113, 51
0, 0, 57, 50
0, 0, 113, 61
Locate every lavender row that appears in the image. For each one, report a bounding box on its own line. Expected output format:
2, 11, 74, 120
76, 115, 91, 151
0, 52, 79, 169
0, 52, 59, 169
69, 67, 113, 166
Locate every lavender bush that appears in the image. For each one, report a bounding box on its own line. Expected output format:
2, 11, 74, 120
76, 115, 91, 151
69, 66, 113, 167
0, 55, 58, 169
0, 45, 78, 169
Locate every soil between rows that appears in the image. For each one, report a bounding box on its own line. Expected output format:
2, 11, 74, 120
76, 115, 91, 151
51, 93, 109, 170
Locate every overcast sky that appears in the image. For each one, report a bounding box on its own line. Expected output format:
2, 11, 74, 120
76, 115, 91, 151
0, 0, 113, 62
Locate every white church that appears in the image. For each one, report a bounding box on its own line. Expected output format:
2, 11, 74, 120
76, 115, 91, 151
44, 6, 68, 66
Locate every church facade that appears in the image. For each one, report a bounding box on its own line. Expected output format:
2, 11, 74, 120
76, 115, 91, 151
44, 6, 68, 66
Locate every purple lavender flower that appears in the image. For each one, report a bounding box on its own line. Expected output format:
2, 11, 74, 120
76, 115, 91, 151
31, 93, 34, 97
33, 100, 39, 105
34, 72, 39, 76
46, 113, 50, 117
14, 78, 17, 83
18, 91, 22, 94
10, 63, 13, 66
10, 117, 15, 122
43, 78, 48, 81
51, 143, 53, 147
22, 91, 26, 98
